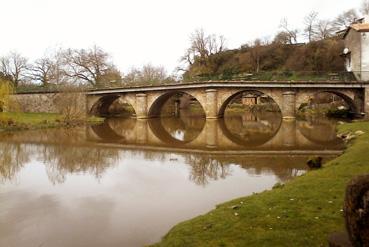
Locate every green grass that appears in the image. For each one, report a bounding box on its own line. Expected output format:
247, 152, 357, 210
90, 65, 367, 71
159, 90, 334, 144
151, 121, 369, 247
0, 112, 103, 131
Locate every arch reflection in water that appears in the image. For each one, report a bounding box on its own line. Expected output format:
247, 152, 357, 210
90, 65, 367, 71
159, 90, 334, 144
148, 114, 206, 144
219, 112, 282, 147
88, 114, 344, 151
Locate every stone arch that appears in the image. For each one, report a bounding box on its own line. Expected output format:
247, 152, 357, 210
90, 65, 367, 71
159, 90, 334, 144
89, 94, 137, 117
148, 91, 206, 118
297, 90, 360, 115
218, 89, 282, 118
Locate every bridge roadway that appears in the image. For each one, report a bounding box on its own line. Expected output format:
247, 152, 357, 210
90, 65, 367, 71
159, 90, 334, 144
86, 81, 369, 119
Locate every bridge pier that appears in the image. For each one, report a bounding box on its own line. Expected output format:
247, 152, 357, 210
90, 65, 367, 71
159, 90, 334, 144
136, 93, 148, 119
282, 91, 296, 119
205, 120, 218, 148
281, 119, 297, 147
136, 119, 148, 143
205, 89, 219, 119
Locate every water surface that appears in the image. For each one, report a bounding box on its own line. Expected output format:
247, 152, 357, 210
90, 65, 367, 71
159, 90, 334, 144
0, 113, 344, 247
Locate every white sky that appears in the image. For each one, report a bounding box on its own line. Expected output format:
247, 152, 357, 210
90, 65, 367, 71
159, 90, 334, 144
0, 0, 363, 74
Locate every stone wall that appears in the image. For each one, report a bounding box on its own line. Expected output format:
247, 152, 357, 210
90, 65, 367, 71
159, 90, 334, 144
10, 92, 86, 114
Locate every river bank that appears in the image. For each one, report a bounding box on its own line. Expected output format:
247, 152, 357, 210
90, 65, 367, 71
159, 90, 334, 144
0, 112, 103, 132
152, 121, 369, 247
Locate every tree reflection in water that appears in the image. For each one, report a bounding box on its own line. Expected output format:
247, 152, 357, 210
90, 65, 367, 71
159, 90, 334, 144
42, 145, 120, 184
186, 155, 230, 186
0, 143, 30, 182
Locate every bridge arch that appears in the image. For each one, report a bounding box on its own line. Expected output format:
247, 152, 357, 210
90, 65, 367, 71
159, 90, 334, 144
218, 89, 282, 118
148, 91, 206, 118
89, 94, 137, 117
296, 90, 360, 115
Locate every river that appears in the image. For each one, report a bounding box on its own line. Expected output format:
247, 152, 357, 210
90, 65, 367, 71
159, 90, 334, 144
0, 112, 344, 247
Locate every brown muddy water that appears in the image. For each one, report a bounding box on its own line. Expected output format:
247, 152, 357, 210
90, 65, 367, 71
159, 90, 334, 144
0, 112, 344, 247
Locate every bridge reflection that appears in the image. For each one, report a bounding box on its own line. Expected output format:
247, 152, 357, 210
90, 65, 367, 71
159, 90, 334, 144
88, 113, 344, 152
0, 113, 344, 186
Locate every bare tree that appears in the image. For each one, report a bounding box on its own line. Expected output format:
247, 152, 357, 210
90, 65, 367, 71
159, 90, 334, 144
279, 18, 299, 44
333, 9, 359, 31
361, 0, 369, 15
62, 46, 121, 87
304, 11, 319, 42
54, 86, 86, 122
124, 64, 173, 84
181, 29, 226, 66
249, 39, 266, 73
28, 57, 55, 86
273, 31, 292, 45
0, 52, 28, 87
315, 20, 335, 40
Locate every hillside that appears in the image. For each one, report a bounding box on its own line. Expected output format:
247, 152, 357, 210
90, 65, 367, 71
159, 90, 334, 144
183, 38, 345, 81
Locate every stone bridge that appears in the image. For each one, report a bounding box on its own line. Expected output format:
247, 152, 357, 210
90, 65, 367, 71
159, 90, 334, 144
86, 81, 369, 119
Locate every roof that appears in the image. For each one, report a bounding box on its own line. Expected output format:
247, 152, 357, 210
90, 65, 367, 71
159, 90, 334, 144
343, 23, 369, 38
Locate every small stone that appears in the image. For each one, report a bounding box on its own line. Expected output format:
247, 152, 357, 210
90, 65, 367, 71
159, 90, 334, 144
230, 205, 240, 210
328, 201, 333, 204
290, 198, 295, 201
277, 216, 281, 219
354, 130, 365, 136
234, 212, 239, 216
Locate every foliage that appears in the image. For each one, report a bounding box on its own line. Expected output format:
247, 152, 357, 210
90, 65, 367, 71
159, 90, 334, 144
0, 79, 14, 113
183, 38, 345, 80
152, 121, 369, 247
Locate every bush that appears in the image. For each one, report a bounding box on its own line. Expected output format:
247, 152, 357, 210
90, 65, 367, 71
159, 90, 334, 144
53, 86, 86, 123
0, 79, 14, 112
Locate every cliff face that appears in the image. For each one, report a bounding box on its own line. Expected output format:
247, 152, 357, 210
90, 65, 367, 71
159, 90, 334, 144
183, 38, 345, 80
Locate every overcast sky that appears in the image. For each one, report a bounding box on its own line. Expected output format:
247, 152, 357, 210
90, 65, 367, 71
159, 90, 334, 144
0, 0, 363, 74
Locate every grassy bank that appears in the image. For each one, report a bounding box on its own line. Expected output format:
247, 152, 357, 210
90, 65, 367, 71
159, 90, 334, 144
0, 112, 103, 132
152, 122, 369, 247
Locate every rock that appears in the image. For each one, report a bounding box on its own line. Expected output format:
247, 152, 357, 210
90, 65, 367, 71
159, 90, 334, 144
337, 132, 349, 139
344, 175, 369, 247
354, 130, 365, 136
230, 205, 240, 210
307, 156, 323, 169
345, 134, 356, 141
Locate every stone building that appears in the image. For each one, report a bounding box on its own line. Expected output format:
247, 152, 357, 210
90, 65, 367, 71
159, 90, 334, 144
343, 16, 369, 81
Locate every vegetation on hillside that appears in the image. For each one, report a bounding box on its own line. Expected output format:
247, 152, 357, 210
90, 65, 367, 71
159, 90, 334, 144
182, 38, 345, 81
152, 121, 369, 247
